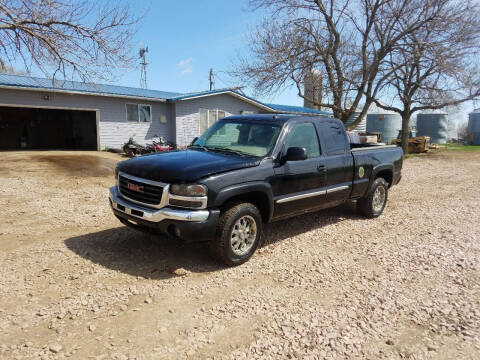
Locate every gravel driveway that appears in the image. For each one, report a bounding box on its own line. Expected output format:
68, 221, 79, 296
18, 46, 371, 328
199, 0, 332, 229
0, 150, 479, 359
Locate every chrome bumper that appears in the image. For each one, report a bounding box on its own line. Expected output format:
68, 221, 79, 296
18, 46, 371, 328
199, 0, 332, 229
109, 186, 210, 223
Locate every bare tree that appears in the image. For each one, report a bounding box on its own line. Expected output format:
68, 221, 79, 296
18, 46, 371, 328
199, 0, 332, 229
457, 121, 468, 142
235, 0, 446, 128
0, 63, 25, 75
0, 0, 143, 82
372, 0, 480, 152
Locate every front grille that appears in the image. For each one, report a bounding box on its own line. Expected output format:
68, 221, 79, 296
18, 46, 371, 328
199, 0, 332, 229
118, 175, 164, 206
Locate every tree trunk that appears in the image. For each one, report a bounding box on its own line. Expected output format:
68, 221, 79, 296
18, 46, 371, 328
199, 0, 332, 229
401, 113, 410, 154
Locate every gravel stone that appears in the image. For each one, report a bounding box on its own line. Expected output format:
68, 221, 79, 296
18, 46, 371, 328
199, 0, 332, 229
49, 344, 62, 353
0, 151, 478, 359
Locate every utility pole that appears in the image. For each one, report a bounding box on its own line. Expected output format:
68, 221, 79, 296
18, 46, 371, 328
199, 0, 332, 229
209, 68, 215, 91
139, 45, 148, 89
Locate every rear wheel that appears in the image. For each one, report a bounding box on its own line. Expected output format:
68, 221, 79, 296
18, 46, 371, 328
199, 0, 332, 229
209, 202, 263, 266
358, 177, 388, 218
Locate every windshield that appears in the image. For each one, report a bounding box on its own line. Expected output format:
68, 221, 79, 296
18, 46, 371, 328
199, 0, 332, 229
192, 120, 281, 157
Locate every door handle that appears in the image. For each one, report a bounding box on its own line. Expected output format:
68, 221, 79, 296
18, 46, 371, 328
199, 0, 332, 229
317, 164, 325, 172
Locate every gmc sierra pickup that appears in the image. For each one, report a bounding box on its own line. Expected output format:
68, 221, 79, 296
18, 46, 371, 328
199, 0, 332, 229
109, 114, 403, 265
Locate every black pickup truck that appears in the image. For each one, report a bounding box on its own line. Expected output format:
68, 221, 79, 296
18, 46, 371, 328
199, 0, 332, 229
110, 114, 402, 265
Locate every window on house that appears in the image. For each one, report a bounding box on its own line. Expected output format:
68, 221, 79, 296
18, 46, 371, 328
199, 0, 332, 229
199, 108, 227, 134
126, 104, 152, 122
240, 110, 255, 115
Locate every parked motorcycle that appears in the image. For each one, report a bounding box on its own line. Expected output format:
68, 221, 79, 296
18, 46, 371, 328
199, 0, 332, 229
122, 135, 176, 157
122, 136, 147, 157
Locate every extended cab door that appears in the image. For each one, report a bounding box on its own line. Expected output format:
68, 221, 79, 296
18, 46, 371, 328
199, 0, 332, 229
271, 121, 327, 218
316, 120, 354, 205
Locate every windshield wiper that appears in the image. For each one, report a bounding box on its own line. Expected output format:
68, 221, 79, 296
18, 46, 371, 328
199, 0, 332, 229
205, 146, 251, 157
189, 144, 209, 151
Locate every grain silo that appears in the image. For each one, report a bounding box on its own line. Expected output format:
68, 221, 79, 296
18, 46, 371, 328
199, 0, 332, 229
345, 111, 367, 132
303, 69, 322, 110
468, 110, 480, 145
366, 113, 402, 144
416, 113, 449, 144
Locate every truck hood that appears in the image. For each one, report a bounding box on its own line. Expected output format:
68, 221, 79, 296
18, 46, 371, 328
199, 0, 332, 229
117, 149, 261, 183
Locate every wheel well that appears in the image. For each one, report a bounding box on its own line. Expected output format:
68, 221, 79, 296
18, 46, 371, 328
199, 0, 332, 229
375, 169, 393, 187
220, 192, 271, 223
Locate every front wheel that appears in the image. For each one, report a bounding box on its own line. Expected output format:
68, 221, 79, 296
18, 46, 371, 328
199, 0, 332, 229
357, 177, 389, 218
123, 144, 135, 157
209, 202, 263, 266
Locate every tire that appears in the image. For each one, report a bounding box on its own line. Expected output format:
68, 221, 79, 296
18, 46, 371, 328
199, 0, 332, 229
357, 177, 389, 218
123, 145, 134, 157
209, 202, 263, 266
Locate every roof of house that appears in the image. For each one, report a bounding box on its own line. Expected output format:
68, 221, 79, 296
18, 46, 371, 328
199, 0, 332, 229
0, 73, 331, 116
0, 73, 182, 100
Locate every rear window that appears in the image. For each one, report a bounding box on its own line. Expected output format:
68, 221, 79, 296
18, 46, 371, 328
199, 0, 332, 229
321, 122, 347, 155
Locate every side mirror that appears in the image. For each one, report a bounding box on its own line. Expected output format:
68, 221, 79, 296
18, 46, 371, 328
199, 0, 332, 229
283, 147, 307, 162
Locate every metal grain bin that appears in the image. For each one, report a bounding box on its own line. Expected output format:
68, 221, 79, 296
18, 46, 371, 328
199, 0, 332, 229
303, 69, 322, 110
345, 111, 367, 132
416, 113, 449, 144
366, 113, 402, 144
467, 111, 480, 145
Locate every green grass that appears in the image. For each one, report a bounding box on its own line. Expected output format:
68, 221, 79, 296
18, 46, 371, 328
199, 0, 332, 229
404, 143, 480, 159
441, 143, 480, 151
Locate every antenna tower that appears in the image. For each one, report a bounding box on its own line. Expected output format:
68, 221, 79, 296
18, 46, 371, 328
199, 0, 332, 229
139, 45, 149, 89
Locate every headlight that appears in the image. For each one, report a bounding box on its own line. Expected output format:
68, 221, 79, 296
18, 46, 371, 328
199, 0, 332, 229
170, 184, 207, 197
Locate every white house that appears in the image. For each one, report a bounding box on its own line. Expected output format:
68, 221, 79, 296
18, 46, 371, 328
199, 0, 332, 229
0, 74, 329, 150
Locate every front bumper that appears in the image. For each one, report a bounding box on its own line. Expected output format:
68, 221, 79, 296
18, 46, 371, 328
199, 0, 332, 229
109, 186, 219, 241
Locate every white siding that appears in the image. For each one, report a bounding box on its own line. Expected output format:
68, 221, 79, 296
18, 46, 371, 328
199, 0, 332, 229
174, 94, 263, 146
0, 88, 172, 149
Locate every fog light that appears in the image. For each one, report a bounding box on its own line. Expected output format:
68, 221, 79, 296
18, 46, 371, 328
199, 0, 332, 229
169, 198, 203, 208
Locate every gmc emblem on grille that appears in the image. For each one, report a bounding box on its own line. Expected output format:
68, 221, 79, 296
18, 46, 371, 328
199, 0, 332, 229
127, 182, 144, 193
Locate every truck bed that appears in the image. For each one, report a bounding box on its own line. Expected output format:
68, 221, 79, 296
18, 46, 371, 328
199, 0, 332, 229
349, 144, 403, 199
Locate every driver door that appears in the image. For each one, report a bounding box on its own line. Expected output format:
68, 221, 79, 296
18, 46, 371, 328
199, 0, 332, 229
271, 121, 326, 219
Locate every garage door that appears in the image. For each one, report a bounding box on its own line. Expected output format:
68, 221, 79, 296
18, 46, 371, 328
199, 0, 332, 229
0, 107, 97, 150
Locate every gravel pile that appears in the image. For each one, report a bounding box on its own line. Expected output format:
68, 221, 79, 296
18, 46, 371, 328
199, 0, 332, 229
0, 150, 479, 359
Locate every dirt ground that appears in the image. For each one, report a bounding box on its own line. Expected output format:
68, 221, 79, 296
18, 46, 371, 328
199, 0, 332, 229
0, 150, 479, 360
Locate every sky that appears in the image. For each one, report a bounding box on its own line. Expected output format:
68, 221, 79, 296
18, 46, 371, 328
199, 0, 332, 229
8, 0, 477, 127
116, 0, 298, 106
114, 0, 476, 127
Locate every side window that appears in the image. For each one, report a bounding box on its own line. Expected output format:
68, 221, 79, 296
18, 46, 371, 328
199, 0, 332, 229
284, 122, 320, 158
321, 122, 347, 155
